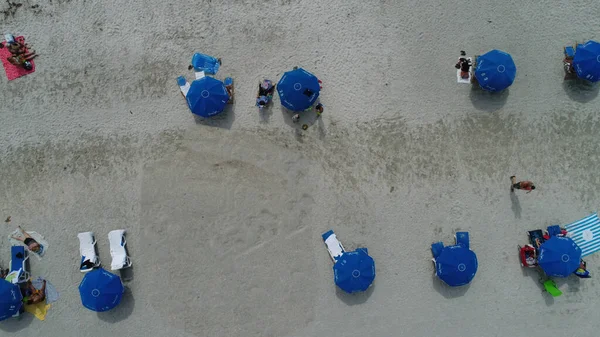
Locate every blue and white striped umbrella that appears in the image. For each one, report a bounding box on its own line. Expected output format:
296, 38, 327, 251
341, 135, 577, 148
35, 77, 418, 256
565, 213, 600, 257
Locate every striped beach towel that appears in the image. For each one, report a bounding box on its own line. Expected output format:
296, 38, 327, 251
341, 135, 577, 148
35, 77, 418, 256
565, 213, 600, 257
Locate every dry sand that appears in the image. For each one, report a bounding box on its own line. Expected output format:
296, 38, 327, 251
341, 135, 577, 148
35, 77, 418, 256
1, 0, 600, 336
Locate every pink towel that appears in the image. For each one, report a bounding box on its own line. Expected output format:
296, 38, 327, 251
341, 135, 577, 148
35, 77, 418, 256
0, 36, 36, 81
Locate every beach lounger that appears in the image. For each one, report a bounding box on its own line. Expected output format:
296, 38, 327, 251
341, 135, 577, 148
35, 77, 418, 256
564, 46, 575, 59
455, 232, 469, 249
528, 230, 545, 251
177, 76, 191, 97
78, 232, 100, 273
9, 246, 29, 283
565, 213, 600, 257
431, 242, 444, 260
542, 279, 562, 297
322, 230, 345, 262
191, 53, 220, 75
546, 225, 562, 238
108, 230, 132, 270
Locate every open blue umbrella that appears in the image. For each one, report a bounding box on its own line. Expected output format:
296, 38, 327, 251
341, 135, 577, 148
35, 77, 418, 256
573, 40, 600, 82
79, 268, 124, 312
277, 68, 320, 111
538, 236, 581, 277
0, 279, 22, 321
435, 245, 478, 287
474, 49, 517, 92
333, 248, 375, 293
186, 76, 230, 118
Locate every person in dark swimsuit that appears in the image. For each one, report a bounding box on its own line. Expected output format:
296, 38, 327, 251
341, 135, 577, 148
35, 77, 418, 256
11, 226, 42, 253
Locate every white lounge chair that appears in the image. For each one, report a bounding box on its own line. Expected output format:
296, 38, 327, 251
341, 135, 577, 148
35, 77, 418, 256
108, 230, 132, 270
78, 232, 100, 273
322, 230, 345, 262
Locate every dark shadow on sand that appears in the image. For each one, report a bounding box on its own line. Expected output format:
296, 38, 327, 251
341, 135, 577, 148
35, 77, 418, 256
510, 192, 522, 219
193, 104, 235, 129
97, 286, 135, 323
280, 105, 324, 141
120, 266, 134, 282
431, 274, 471, 298
0, 311, 34, 332
258, 106, 273, 123
335, 284, 375, 305
469, 85, 509, 112
562, 79, 599, 103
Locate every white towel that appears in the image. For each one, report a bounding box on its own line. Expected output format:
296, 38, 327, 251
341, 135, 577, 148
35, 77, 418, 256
8, 228, 48, 260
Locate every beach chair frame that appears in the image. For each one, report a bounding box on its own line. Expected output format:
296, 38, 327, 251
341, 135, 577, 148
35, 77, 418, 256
9, 246, 30, 283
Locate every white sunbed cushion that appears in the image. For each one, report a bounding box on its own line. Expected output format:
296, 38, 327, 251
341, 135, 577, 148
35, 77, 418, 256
195, 71, 205, 80
324, 234, 344, 260
78, 232, 97, 262
108, 229, 130, 270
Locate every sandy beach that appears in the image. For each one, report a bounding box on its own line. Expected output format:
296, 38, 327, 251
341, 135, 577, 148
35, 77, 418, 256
1, 0, 600, 336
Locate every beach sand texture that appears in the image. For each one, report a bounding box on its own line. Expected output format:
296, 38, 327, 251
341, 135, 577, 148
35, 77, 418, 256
1, 0, 600, 336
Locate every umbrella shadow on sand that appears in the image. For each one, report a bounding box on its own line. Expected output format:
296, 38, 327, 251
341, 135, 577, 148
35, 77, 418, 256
335, 284, 375, 305
0, 311, 34, 332
97, 286, 135, 323
519, 262, 583, 306
521, 267, 557, 306
193, 104, 236, 130
562, 80, 599, 103
431, 274, 470, 298
469, 86, 509, 112
280, 106, 326, 141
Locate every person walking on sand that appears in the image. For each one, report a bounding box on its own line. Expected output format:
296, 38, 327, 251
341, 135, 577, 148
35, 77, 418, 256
511, 176, 535, 193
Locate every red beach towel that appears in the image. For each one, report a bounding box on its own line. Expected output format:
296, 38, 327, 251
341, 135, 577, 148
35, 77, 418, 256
0, 36, 36, 81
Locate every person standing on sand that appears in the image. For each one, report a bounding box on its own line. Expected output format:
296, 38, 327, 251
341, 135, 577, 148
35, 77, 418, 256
510, 176, 535, 193
315, 103, 324, 117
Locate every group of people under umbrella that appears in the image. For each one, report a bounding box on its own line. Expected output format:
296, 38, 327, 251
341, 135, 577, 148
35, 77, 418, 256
455, 40, 600, 93
178, 53, 322, 118
0, 267, 124, 320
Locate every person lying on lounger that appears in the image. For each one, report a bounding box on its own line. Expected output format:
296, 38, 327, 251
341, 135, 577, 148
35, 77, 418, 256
12, 226, 43, 254
574, 260, 591, 278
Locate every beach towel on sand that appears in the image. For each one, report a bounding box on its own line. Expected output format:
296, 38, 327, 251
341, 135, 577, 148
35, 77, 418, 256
24, 302, 51, 321
9, 228, 49, 260
0, 36, 36, 81
32, 277, 59, 304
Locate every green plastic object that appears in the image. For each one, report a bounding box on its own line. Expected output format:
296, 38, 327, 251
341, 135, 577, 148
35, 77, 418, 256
543, 280, 562, 297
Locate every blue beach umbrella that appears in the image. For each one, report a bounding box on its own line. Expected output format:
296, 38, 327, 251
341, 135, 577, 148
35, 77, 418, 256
186, 76, 230, 118
474, 50, 517, 92
573, 40, 600, 82
277, 68, 320, 111
79, 268, 124, 312
538, 236, 582, 277
435, 245, 478, 287
333, 248, 375, 293
0, 279, 22, 321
